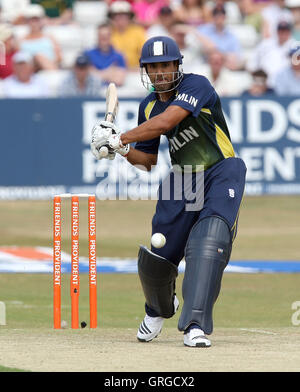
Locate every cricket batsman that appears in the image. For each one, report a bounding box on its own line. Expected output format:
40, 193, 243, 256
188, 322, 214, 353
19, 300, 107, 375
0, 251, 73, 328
90, 36, 246, 347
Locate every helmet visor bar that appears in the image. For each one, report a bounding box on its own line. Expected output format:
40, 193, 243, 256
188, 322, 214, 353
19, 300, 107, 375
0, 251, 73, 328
140, 66, 183, 93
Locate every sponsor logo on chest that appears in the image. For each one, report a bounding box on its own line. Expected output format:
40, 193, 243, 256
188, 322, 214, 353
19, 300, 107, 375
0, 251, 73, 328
169, 126, 199, 153
175, 93, 198, 107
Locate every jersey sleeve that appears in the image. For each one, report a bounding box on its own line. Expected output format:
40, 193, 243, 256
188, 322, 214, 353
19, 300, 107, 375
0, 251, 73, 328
170, 74, 217, 118
133, 100, 160, 155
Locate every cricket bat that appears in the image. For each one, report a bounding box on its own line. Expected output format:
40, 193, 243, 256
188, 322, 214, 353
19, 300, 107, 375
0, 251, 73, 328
99, 83, 119, 158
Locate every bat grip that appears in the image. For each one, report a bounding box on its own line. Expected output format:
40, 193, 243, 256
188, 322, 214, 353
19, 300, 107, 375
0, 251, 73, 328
105, 113, 115, 123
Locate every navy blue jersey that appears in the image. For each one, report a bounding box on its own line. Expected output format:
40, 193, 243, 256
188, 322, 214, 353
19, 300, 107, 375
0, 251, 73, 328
135, 73, 235, 171
152, 157, 247, 264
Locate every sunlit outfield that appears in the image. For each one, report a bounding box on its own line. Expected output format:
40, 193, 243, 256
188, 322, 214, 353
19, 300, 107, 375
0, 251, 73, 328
0, 196, 299, 372
0, 195, 299, 259
0, 272, 299, 331
0, 195, 299, 330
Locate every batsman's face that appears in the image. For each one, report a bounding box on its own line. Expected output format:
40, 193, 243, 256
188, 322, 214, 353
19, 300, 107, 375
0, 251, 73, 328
146, 61, 179, 91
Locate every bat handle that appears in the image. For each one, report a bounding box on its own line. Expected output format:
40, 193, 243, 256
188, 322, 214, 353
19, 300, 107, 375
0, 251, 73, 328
103, 116, 116, 137
105, 113, 115, 123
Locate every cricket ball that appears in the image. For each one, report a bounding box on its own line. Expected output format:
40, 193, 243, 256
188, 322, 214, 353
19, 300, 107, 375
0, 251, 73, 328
151, 233, 166, 248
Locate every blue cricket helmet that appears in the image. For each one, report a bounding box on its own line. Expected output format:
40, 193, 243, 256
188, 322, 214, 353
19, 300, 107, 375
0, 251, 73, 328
139, 36, 183, 67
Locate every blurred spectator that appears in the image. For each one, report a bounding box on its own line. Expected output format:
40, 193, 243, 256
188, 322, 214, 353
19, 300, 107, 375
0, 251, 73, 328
20, 4, 62, 71
104, 0, 135, 4
197, 4, 243, 70
286, 0, 300, 40
247, 20, 296, 87
0, 0, 4, 23
132, 0, 168, 29
1, 50, 49, 97
245, 0, 273, 9
108, 1, 147, 70
170, 23, 205, 72
0, 24, 19, 79
241, 69, 274, 96
206, 0, 243, 25
201, 49, 246, 96
58, 54, 104, 97
236, 0, 264, 33
261, 0, 293, 38
147, 5, 175, 38
84, 23, 127, 86
170, 23, 215, 72
30, 0, 74, 25
173, 0, 211, 26
274, 45, 300, 94
0, 0, 30, 24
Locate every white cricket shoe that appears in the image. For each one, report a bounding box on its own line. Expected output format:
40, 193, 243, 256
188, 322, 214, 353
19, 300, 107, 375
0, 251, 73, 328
184, 328, 211, 348
137, 295, 179, 342
137, 314, 164, 342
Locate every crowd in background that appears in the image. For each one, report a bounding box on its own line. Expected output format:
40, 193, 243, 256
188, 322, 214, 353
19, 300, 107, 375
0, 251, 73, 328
0, 0, 299, 98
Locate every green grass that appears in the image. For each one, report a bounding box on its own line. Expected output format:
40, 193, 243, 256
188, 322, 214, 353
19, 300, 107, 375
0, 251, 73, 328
0, 196, 299, 371
0, 365, 29, 372
0, 195, 299, 330
0, 196, 299, 259
0, 273, 299, 330
231, 195, 300, 260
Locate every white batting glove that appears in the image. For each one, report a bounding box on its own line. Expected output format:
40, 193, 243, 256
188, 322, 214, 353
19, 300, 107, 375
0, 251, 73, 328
90, 121, 118, 160
90, 142, 101, 160
108, 134, 130, 157
91, 143, 116, 160
91, 121, 117, 148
